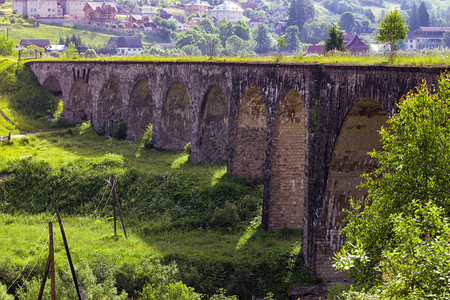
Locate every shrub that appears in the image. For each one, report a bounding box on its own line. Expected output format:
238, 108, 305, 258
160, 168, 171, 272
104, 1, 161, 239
111, 119, 127, 140
141, 123, 153, 149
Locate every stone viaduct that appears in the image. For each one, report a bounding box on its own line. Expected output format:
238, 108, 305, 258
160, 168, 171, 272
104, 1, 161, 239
25, 60, 448, 282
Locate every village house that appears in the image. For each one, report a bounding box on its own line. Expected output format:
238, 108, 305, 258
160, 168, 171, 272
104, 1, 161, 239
186, 17, 199, 28
83, 2, 117, 22
354, 20, 373, 34
304, 34, 369, 55
140, 5, 157, 20
160, 13, 186, 31
126, 14, 150, 27
247, 17, 264, 28
210, 1, 243, 23
184, 0, 211, 16
241, 1, 257, 10
19, 38, 51, 49
106, 36, 143, 55
13, 0, 63, 18
65, 0, 87, 18
406, 27, 450, 50
143, 22, 158, 32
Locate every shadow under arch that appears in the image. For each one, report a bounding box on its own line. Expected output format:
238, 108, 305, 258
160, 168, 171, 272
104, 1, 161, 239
160, 82, 191, 151
316, 97, 389, 282
267, 89, 306, 231
67, 79, 93, 123
97, 79, 123, 135
42, 76, 62, 98
233, 86, 266, 179
128, 79, 153, 140
198, 85, 228, 164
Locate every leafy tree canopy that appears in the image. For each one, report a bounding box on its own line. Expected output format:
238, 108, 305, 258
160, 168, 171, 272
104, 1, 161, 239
285, 25, 300, 52
0, 34, 15, 56
300, 21, 331, 44
340, 11, 355, 34
335, 72, 450, 297
376, 8, 408, 51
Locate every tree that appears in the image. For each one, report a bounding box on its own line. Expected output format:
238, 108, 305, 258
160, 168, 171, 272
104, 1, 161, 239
65, 42, 78, 57
300, 20, 331, 44
0, 34, 15, 56
218, 21, 233, 47
376, 8, 408, 52
335, 72, 450, 298
232, 22, 250, 41
277, 35, 286, 53
285, 25, 300, 52
340, 11, 355, 33
287, 0, 307, 32
364, 8, 375, 23
323, 23, 345, 53
409, 2, 420, 31
225, 35, 246, 56
253, 23, 272, 54
198, 17, 216, 34
418, 1, 430, 27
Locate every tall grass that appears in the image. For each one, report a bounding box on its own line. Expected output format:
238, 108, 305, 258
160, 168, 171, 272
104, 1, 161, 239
30, 49, 450, 66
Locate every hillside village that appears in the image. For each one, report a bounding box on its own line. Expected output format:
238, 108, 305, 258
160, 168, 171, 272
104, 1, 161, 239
4, 0, 450, 56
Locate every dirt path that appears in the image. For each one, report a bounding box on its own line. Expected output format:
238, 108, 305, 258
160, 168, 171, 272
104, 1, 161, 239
1, 128, 68, 141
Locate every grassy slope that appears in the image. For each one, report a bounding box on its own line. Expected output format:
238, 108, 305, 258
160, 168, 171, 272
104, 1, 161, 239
0, 128, 309, 299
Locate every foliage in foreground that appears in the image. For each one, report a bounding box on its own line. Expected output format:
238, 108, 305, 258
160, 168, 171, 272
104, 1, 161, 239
334, 72, 450, 298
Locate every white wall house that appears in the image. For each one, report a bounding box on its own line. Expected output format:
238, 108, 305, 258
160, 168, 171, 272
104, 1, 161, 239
406, 27, 450, 50
140, 5, 157, 20
13, 0, 64, 17
66, 0, 87, 18
106, 36, 143, 55
210, 1, 243, 23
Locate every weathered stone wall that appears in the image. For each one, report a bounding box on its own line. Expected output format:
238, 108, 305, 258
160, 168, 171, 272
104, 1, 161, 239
26, 60, 448, 282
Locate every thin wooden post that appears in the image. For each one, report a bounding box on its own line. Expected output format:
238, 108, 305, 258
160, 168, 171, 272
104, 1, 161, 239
49, 222, 56, 300
111, 176, 117, 236
7, 132, 11, 141
112, 176, 127, 239
37, 254, 51, 300
56, 210, 84, 300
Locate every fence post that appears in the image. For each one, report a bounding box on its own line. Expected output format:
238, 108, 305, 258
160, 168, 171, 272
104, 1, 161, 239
56, 210, 84, 300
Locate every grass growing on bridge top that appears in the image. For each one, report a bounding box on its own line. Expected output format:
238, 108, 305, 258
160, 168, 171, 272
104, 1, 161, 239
29, 49, 450, 67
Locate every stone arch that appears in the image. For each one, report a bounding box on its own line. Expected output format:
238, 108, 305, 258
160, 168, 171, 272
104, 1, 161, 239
66, 79, 93, 123
268, 89, 306, 231
198, 85, 228, 164
233, 86, 267, 178
160, 82, 191, 151
316, 98, 389, 282
128, 80, 153, 140
42, 76, 62, 98
97, 79, 124, 135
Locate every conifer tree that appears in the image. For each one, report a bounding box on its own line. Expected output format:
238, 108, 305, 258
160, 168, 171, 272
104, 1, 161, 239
409, 3, 420, 30
287, 0, 307, 32
418, 1, 430, 27
323, 23, 345, 53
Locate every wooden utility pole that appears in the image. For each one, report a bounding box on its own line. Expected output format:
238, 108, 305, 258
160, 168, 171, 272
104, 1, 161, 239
38, 222, 56, 300
107, 175, 127, 238
112, 176, 117, 236
111, 175, 127, 238
56, 210, 84, 300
